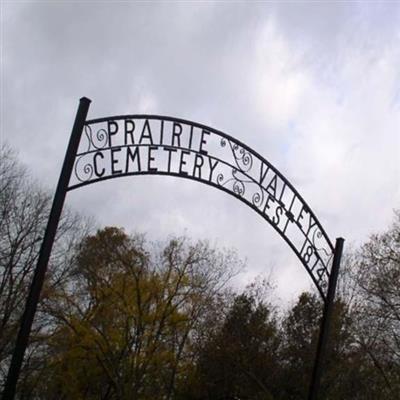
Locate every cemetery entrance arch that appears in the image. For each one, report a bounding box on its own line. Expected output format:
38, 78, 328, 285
4, 98, 344, 400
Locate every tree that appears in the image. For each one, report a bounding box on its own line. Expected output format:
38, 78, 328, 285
279, 289, 385, 400
0, 144, 91, 395
353, 210, 400, 397
187, 281, 280, 400
31, 227, 242, 400
279, 292, 321, 399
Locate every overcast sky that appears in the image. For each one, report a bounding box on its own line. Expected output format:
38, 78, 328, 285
2, 1, 399, 303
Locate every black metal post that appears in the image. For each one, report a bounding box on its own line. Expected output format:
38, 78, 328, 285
308, 237, 344, 400
2, 97, 91, 400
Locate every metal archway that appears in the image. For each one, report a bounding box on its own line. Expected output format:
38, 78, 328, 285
4, 98, 344, 400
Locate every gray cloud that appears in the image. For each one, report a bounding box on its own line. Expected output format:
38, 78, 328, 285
2, 1, 399, 302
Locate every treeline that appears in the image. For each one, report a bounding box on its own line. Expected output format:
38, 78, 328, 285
1, 145, 399, 399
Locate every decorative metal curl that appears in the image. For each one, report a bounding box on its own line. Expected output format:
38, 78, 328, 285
217, 167, 265, 200
220, 138, 253, 173
216, 172, 225, 185
217, 171, 246, 197
216, 162, 265, 204
312, 229, 334, 264
232, 180, 245, 196
252, 189, 265, 207
74, 155, 94, 183
84, 125, 108, 151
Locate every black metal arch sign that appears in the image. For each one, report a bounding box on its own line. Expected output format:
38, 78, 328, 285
4, 98, 343, 400
70, 115, 334, 300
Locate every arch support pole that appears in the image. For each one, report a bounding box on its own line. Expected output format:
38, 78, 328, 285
308, 237, 344, 400
3, 97, 91, 400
